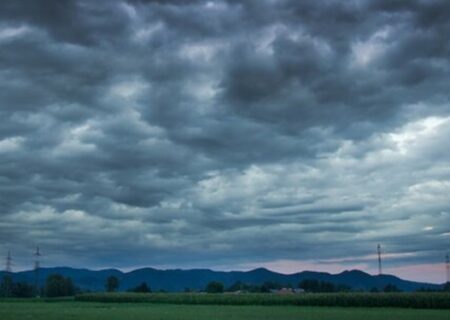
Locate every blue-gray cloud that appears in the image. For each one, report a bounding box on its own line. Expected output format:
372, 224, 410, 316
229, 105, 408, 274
0, 0, 449, 281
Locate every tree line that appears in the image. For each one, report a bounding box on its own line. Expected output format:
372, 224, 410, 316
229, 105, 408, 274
2, 274, 449, 297
206, 279, 399, 293
0, 274, 152, 298
0, 274, 76, 298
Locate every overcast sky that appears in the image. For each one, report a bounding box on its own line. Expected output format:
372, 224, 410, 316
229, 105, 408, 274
1, 0, 449, 284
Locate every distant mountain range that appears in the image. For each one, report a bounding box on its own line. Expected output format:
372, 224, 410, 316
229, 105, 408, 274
0, 267, 443, 292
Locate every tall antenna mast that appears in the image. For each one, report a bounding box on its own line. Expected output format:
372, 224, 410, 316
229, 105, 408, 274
377, 244, 383, 275
34, 246, 41, 297
5, 250, 12, 273
446, 253, 450, 284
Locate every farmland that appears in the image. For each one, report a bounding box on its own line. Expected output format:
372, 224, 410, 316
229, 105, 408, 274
75, 292, 450, 309
1, 300, 450, 320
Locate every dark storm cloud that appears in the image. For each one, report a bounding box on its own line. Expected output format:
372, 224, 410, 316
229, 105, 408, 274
0, 0, 449, 282
0, 0, 132, 45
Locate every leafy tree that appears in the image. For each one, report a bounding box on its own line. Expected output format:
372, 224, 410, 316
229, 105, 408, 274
261, 281, 283, 293
205, 281, 224, 293
336, 284, 352, 292
12, 282, 34, 298
299, 279, 343, 292
45, 274, 75, 297
383, 283, 401, 292
66, 277, 75, 295
416, 287, 438, 292
105, 276, 119, 292
0, 275, 14, 297
227, 281, 245, 292
1, 275, 35, 298
226, 281, 262, 293
299, 279, 320, 292
130, 282, 151, 293
443, 282, 450, 292
320, 281, 336, 292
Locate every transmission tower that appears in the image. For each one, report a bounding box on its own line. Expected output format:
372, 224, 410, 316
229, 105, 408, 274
377, 244, 383, 275
5, 250, 12, 273
34, 246, 41, 297
446, 253, 450, 284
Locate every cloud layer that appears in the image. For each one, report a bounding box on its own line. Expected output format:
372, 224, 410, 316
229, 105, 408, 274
1, 0, 449, 283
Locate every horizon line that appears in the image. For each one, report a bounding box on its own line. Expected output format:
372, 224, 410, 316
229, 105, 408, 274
1, 265, 444, 285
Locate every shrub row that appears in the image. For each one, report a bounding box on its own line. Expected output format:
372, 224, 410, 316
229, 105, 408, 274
75, 292, 450, 309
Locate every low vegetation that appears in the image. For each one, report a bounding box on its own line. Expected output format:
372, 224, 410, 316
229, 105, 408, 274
45, 274, 76, 298
0, 275, 35, 298
0, 274, 77, 298
105, 276, 119, 292
128, 282, 151, 293
75, 292, 450, 309
2, 271, 449, 310
1, 301, 449, 320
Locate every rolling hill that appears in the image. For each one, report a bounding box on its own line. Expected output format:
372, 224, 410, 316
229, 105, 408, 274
0, 267, 442, 292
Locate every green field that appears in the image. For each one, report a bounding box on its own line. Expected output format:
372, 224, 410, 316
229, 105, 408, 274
1, 300, 450, 320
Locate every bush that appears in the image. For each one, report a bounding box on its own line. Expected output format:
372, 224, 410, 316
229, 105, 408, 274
12, 282, 35, 298
45, 274, 75, 297
383, 284, 401, 292
0, 275, 35, 298
129, 282, 151, 293
0, 275, 14, 297
105, 276, 119, 292
205, 281, 224, 293
299, 279, 348, 292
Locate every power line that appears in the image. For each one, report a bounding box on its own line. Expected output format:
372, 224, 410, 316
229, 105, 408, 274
34, 246, 41, 297
446, 253, 449, 284
377, 244, 383, 275
5, 250, 12, 273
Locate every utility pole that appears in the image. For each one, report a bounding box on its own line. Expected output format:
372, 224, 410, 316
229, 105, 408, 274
446, 253, 450, 284
34, 246, 41, 297
5, 250, 12, 273
377, 244, 383, 275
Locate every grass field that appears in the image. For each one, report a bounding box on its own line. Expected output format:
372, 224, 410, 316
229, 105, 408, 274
1, 300, 450, 320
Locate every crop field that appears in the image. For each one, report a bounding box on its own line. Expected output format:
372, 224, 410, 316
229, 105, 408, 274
75, 292, 450, 309
1, 300, 450, 320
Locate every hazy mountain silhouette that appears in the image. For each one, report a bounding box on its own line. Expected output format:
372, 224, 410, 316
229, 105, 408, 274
0, 267, 441, 292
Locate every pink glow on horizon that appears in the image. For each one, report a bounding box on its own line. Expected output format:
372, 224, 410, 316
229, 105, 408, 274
237, 259, 370, 275
237, 260, 446, 284
384, 263, 446, 284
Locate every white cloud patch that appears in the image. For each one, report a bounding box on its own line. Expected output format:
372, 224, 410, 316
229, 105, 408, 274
0, 25, 29, 40
351, 28, 391, 67
0, 136, 24, 152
